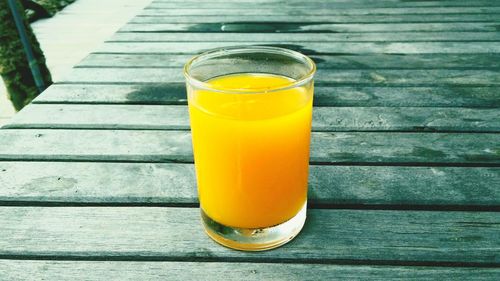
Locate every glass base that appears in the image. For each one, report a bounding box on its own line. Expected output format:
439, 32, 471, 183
201, 202, 307, 251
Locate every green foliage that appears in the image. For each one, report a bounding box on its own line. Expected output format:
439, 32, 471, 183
22, 0, 76, 22
0, 0, 52, 111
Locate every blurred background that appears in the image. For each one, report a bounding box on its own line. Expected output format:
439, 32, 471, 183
0, 0, 152, 126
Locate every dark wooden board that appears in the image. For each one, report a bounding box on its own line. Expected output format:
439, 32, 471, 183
0, 260, 499, 280
129, 14, 500, 24
78, 53, 500, 69
93, 41, 500, 55
0, 129, 498, 165
148, 0, 500, 9
109, 32, 500, 42
0, 161, 498, 207
152, 0, 499, 3
139, 7, 500, 16
119, 22, 500, 33
0, 207, 498, 264
6, 104, 500, 132
33, 84, 500, 108
58, 67, 500, 86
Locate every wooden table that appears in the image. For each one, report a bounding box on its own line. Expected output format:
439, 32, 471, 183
1, 0, 499, 279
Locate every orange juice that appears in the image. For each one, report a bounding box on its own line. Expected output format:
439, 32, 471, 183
188, 73, 313, 229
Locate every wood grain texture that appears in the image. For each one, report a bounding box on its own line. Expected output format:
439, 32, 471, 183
0, 129, 498, 165
152, 0, 499, 3
58, 67, 500, 85
139, 7, 500, 16
119, 22, 500, 33
94, 41, 500, 54
148, 0, 500, 9
108, 31, 500, 42
78, 53, 500, 69
34, 84, 188, 105
0, 207, 498, 264
1, 0, 498, 277
0, 161, 498, 206
129, 14, 500, 24
1, 260, 499, 281
6, 104, 500, 132
33, 84, 500, 108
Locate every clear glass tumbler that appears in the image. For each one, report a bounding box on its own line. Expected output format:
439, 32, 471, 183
184, 46, 316, 251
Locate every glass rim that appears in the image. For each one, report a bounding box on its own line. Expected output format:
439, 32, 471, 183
183, 46, 316, 95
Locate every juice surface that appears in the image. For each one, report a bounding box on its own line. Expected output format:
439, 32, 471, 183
188, 73, 313, 228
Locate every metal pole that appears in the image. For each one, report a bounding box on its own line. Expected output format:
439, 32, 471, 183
7, 0, 46, 93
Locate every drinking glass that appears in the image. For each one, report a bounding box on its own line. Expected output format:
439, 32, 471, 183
184, 46, 316, 251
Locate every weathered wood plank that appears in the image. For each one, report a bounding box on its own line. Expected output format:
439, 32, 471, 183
147, 0, 500, 9
310, 132, 500, 165
0, 207, 498, 264
0, 161, 498, 206
94, 42, 500, 54
129, 14, 500, 24
139, 7, 500, 16
119, 22, 500, 33
33, 84, 500, 108
7, 104, 189, 130
33, 84, 188, 105
58, 67, 500, 86
6, 104, 500, 132
1, 260, 499, 281
78, 53, 500, 69
0, 129, 498, 165
109, 32, 500, 42
152, 0, 499, 3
